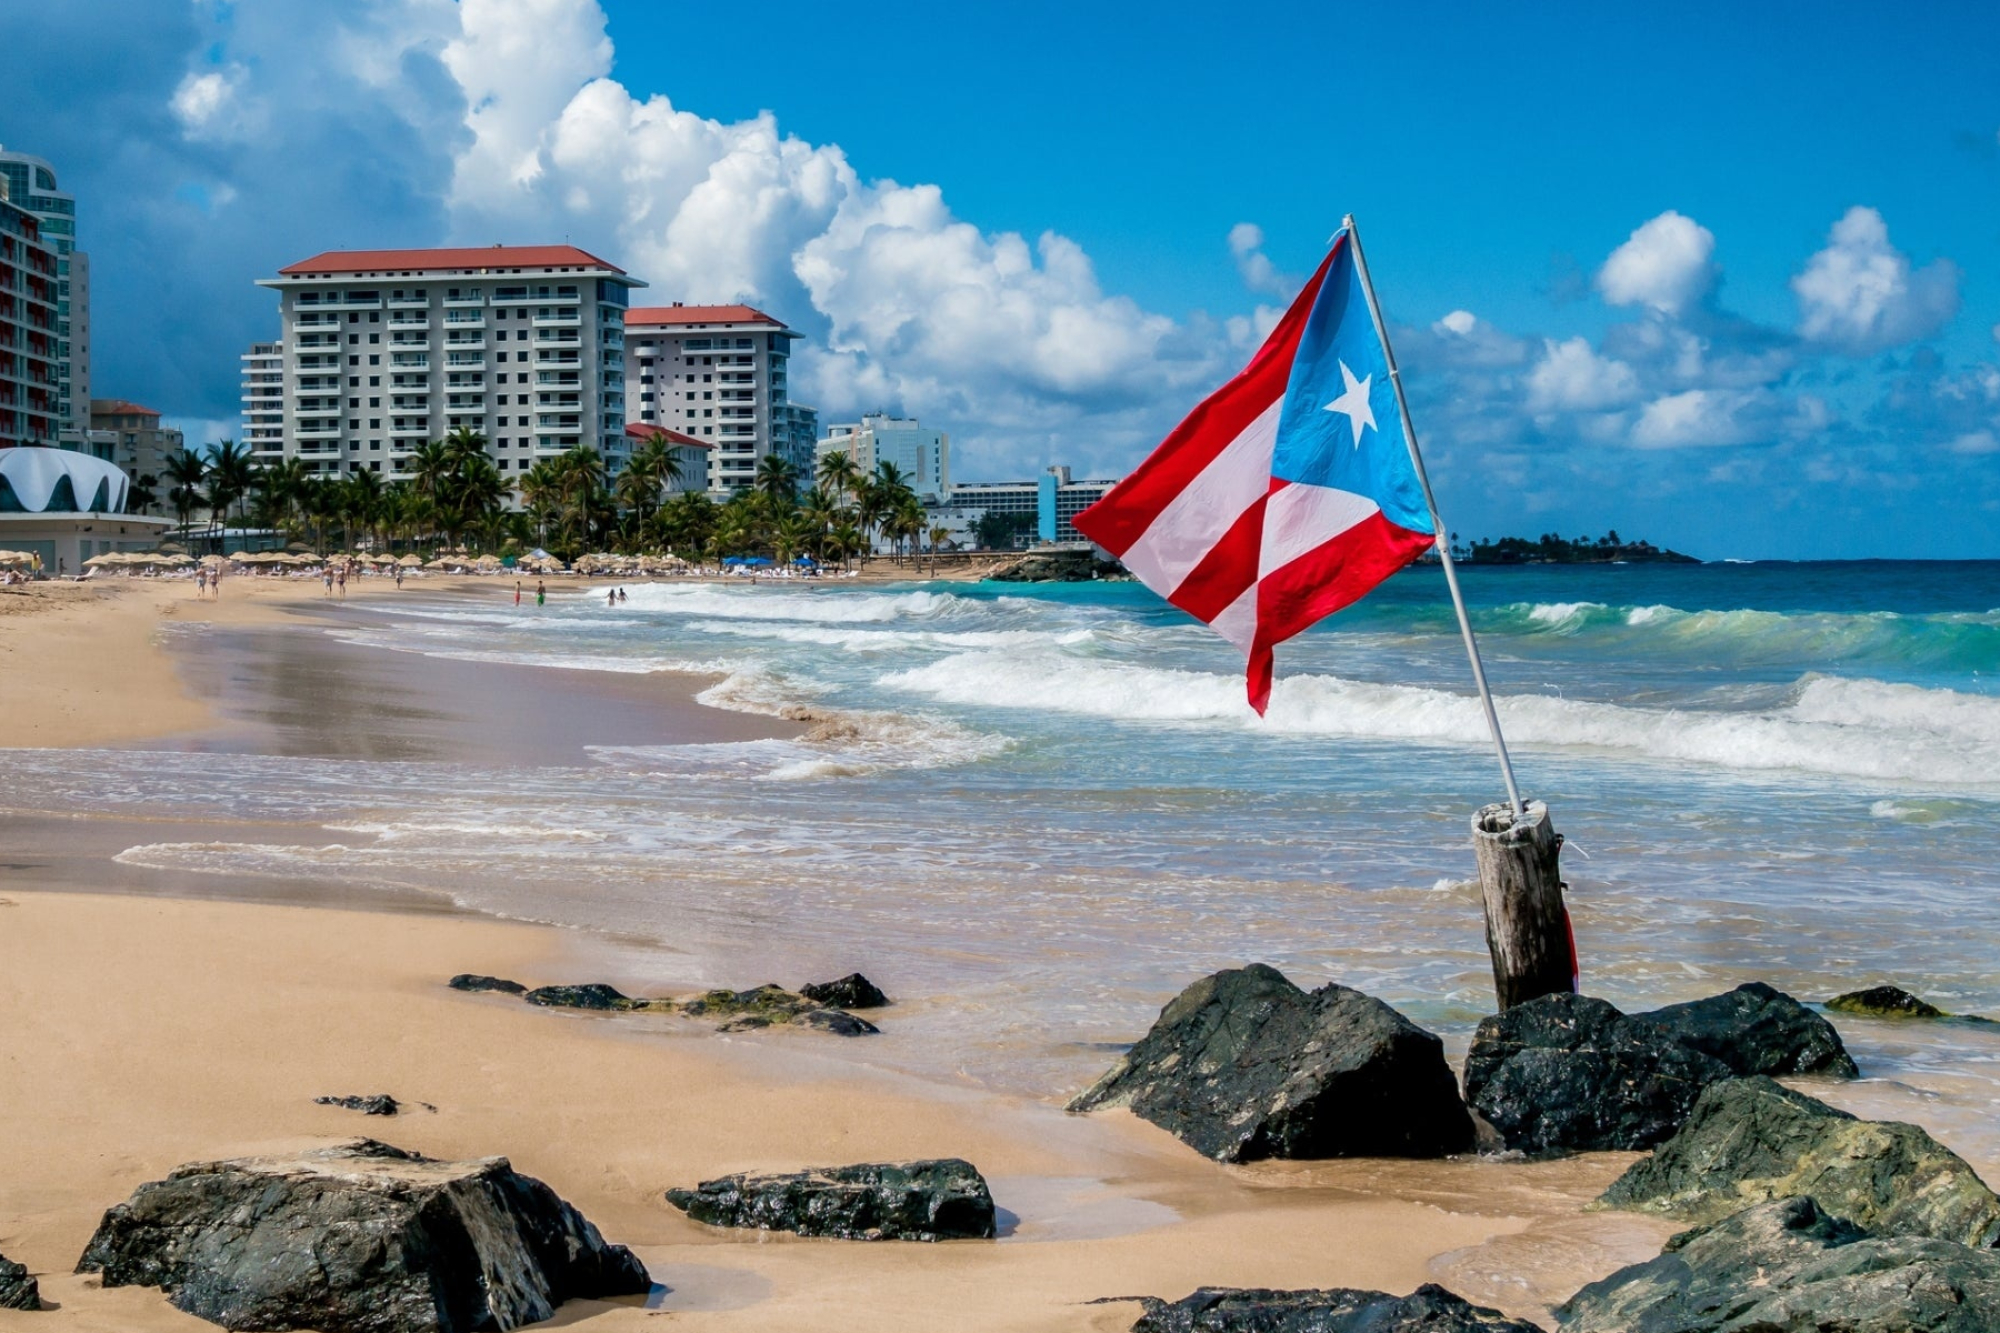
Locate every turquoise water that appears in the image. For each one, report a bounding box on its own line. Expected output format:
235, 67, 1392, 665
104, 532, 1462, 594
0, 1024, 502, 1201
6, 560, 1999, 1158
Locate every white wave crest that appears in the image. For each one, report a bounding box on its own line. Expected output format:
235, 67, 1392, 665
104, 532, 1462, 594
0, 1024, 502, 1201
879, 651, 2000, 786
621, 583, 971, 624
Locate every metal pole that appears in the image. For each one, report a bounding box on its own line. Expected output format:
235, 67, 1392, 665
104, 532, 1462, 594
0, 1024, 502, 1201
1344, 214, 1525, 816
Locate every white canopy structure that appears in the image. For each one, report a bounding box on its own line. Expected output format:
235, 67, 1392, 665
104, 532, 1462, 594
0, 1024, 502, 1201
0, 448, 130, 514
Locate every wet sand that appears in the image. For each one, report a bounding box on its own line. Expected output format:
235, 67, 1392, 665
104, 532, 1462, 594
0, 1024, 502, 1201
0, 577, 1679, 1329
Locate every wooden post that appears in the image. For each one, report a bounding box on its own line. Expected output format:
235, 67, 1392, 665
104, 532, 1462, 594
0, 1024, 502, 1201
1471, 800, 1574, 1010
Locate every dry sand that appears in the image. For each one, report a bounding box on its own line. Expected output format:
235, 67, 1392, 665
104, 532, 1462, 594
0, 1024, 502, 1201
0, 573, 1674, 1330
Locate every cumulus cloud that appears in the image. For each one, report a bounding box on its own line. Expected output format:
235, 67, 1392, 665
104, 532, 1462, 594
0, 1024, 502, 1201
1597, 211, 1717, 316
1527, 337, 1640, 412
1792, 206, 1958, 352
169, 67, 251, 139
1228, 223, 1298, 299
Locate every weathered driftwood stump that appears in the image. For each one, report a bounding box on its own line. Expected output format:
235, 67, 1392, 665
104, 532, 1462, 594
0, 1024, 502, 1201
1471, 801, 1574, 1010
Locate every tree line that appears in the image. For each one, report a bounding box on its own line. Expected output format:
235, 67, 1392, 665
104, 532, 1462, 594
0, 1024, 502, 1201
146, 428, 953, 567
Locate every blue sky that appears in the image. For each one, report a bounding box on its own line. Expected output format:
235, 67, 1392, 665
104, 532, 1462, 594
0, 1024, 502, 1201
3, 0, 1997, 558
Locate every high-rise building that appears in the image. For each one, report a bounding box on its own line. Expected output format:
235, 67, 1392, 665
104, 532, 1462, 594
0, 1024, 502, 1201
622, 304, 796, 494
781, 403, 820, 483
0, 146, 88, 439
240, 341, 284, 460
255, 246, 644, 494
815, 414, 951, 500
0, 191, 58, 448
90, 399, 185, 483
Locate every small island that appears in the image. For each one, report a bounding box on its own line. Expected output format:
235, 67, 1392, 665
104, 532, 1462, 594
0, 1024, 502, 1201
1443, 531, 1699, 565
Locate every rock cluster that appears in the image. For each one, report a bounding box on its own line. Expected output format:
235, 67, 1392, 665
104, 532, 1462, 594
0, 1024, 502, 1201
446, 973, 526, 995
1596, 1076, 2000, 1247
1068, 965, 1475, 1163
1127, 1283, 1541, 1333
76, 1138, 649, 1333
1823, 983, 1988, 1021
315, 1093, 400, 1116
667, 1159, 996, 1242
451, 974, 882, 1035
0, 1253, 40, 1311
801, 972, 890, 1009
1557, 1197, 2000, 1333
1463, 986, 1854, 1154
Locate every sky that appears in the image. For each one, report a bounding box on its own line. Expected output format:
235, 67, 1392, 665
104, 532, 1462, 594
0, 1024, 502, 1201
2, 0, 1997, 558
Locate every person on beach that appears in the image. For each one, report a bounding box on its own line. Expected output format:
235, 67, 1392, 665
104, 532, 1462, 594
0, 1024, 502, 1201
336, 566, 347, 599
196, 568, 207, 599
617, 587, 627, 604
394, 566, 404, 590
536, 580, 546, 607
514, 580, 522, 606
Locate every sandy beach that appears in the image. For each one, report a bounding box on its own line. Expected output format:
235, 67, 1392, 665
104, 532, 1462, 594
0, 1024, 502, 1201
0, 574, 1802, 1328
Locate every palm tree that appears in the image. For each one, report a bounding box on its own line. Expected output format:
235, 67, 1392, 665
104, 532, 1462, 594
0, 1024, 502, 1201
452, 455, 507, 549
552, 445, 606, 551
128, 472, 160, 516
341, 469, 384, 549
208, 440, 256, 532
519, 459, 564, 549
754, 453, 799, 510
163, 448, 208, 541
816, 449, 861, 508
408, 441, 455, 508
616, 431, 683, 534
927, 522, 952, 576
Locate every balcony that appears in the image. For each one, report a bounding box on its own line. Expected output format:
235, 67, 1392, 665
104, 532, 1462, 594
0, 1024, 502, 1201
534, 330, 580, 345
389, 334, 430, 348
536, 414, 581, 430
391, 397, 430, 412
532, 313, 580, 328
387, 295, 430, 309
388, 313, 430, 328
443, 293, 486, 308
443, 312, 485, 327
444, 335, 485, 350
537, 371, 580, 386
445, 352, 484, 367
391, 374, 430, 389
390, 353, 429, 369
295, 424, 341, 440
390, 423, 431, 438
535, 349, 580, 365
445, 372, 485, 388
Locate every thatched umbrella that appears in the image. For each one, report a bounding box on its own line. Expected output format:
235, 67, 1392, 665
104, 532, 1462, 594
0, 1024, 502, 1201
397, 554, 424, 568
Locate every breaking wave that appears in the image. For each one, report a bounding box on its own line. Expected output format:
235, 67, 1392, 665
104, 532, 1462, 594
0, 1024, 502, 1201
879, 652, 2000, 786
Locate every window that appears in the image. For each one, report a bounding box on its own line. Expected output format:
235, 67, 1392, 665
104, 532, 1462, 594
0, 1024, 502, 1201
369, 419, 379, 430
349, 397, 359, 408
368, 355, 380, 365
369, 333, 380, 344
369, 397, 380, 407
368, 312, 379, 323
349, 356, 359, 366
496, 352, 507, 363
370, 461, 381, 472
349, 376, 360, 386
348, 313, 359, 323
349, 334, 359, 345
349, 419, 359, 430
368, 376, 380, 386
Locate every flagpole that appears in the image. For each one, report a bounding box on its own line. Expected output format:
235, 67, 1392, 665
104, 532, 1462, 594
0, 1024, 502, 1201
1343, 215, 1525, 817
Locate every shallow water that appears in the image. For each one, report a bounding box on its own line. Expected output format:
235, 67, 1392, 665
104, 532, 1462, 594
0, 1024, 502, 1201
6, 561, 1999, 1172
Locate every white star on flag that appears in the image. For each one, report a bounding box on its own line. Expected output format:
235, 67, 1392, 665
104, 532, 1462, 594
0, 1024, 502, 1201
1322, 360, 1376, 447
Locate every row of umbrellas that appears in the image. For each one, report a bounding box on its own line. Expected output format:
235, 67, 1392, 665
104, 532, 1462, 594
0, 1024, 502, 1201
80, 551, 199, 569
571, 552, 692, 574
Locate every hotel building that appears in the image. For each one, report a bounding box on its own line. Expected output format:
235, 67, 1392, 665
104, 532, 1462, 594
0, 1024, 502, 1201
0, 146, 87, 440
0, 190, 57, 448
815, 414, 952, 501
942, 466, 1117, 546
240, 341, 284, 456
622, 304, 799, 494
254, 246, 644, 493
89, 399, 184, 483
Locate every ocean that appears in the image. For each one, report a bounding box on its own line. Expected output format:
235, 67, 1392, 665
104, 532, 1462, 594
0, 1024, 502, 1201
9, 560, 1999, 1161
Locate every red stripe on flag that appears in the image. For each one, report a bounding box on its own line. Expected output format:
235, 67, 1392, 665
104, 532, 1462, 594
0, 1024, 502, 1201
1073, 237, 1345, 557
1244, 512, 1436, 714
1167, 494, 1268, 625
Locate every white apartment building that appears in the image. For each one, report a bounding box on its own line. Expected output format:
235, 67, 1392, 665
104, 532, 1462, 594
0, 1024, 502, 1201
815, 413, 951, 501
623, 304, 797, 494
240, 341, 283, 456
0, 146, 88, 441
255, 245, 644, 493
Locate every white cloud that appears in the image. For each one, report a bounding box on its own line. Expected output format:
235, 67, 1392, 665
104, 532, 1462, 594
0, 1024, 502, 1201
1527, 337, 1640, 412
1629, 387, 1822, 449
1438, 310, 1475, 336
1792, 206, 1958, 352
1228, 222, 1297, 299
1950, 430, 2000, 456
170, 65, 253, 140
1597, 211, 1717, 316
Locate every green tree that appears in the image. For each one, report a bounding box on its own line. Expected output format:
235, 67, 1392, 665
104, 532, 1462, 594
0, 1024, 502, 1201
754, 453, 800, 510
162, 448, 209, 542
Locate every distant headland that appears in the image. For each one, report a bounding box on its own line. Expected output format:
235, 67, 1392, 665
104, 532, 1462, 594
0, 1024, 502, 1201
1444, 531, 1699, 565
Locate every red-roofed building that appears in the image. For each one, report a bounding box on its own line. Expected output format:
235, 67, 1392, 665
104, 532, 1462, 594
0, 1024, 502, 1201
253, 245, 646, 495
90, 398, 183, 481
623, 421, 713, 495
621, 302, 816, 494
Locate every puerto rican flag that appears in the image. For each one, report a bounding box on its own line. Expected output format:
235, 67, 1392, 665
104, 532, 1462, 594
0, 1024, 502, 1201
1074, 229, 1437, 715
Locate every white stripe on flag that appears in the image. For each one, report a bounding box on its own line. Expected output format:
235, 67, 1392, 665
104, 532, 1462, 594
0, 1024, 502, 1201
1119, 398, 1283, 596
1209, 581, 1260, 654
1258, 482, 1379, 579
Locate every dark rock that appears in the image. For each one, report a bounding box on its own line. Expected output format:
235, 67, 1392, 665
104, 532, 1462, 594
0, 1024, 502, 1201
315, 1094, 400, 1116
1068, 964, 1475, 1163
0, 1253, 40, 1311
1827, 984, 1948, 1019
680, 983, 815, 1022
522, 982, 635, 1011
1632, 982, 1858, 1078
75, 1138, 649, 1332
447, 973, 526, 995
987, 550, 1127, 583
794, 1009, 881, 1037
1596, 1076, 2000, 1247
1463, 993, 1730, 1155
1127, 1283, 1544, 1332
1556, 1196, 2000, 1332
666, 1159, 995, 1241
800, 973, 890, 1010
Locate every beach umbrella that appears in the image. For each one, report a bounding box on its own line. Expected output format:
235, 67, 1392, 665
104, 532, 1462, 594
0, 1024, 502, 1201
398, 554, 424, 567
82, 552, 121, 567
